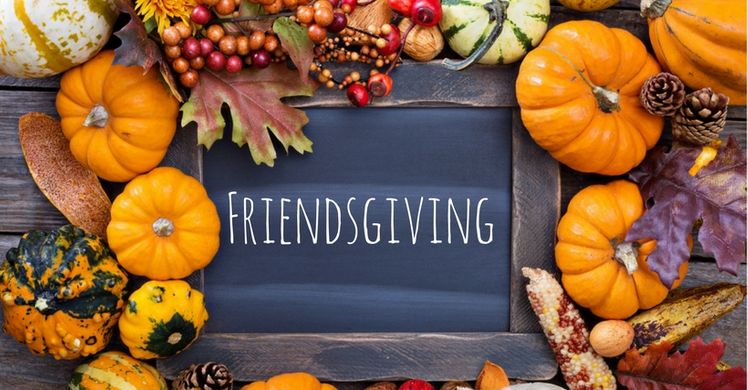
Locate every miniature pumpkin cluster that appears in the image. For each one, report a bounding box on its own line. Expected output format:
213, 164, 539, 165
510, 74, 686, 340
0, 0, 746, 388
2, 40, 219, 389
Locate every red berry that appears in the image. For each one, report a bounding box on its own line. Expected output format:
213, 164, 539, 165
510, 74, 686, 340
252, 50, 271, 68
347, 83, 370, 107
181, 37, 201, 59
191, 5, 213, 24
199, 38, 214, 57
378, 24, 401, 56
340, 0, 356, 12
226, 55, 243, 73
388, 0, 412, 16
207, 51, 227, 71
367, 72, 393, 97
399, 380, 434, 390
410, 0, 441, 27
328, 12, 347, 33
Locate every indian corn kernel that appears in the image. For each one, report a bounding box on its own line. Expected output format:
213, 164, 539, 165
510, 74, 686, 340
523, 267, 616, 390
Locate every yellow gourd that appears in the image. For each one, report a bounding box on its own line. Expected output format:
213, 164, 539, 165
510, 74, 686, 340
118, 280, 208, 359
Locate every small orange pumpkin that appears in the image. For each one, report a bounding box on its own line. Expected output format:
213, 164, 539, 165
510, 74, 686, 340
241, 373, 337, 390
55, 50, 179, 182
516, 20, 663, 175
107, 167, 220, 280
556, 180, 688, 319
642, 0, 746, 105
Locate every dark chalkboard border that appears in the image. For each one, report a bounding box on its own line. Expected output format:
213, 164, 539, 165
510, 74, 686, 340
158, 61, 560, 382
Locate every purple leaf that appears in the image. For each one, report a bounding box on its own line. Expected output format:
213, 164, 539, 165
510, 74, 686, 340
627, 136, 746, 287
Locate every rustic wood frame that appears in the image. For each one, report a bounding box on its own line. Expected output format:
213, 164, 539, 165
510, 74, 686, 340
157, 61, 560, 382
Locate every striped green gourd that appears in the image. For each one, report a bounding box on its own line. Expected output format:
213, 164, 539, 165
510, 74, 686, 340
440, 0, 550, 65
69, 351, 167, 390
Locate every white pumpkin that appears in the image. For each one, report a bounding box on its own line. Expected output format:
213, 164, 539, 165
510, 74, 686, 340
440, 0, 550, 65
0, 0, 117, 78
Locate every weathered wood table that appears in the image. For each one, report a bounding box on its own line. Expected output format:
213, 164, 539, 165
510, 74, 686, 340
0, 1, 745, 388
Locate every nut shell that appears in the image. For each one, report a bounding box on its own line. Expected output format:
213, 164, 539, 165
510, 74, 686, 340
398, 18, 444, 62
589, 320, 635, 357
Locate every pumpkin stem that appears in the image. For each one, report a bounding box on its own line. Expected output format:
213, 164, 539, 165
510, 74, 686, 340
167, 332, 183, 345
152, 217, 175, 237
593, 86, 621, 113
615, 241, 640, 275
442, 0, 508, 71
83, 105, 109, 128
640, 0, 672, 19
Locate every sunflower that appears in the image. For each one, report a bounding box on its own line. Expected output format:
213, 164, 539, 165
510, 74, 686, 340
135, 0, 197, 35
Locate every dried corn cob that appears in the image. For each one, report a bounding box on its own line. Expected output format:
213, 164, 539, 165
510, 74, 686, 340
523, 267, 616, 390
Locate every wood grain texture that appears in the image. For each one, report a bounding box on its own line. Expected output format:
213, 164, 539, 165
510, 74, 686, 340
0, 75, 60, 90
0, 235, 20, 257
0, 91, 67, 233
158, 333, 557, 382
510, 110, 560, 334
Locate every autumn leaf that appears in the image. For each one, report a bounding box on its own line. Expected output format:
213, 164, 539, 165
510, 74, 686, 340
112, 0, 182, 101
274, 16, 314, 83
617, 338, 746, 389
626, 136, 746, 287
180, 64, 317, 166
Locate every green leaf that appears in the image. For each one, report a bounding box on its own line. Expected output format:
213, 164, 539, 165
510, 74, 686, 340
181, 64, 317, 166
274, 16, 314, 83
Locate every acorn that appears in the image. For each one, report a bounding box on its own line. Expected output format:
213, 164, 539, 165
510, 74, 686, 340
398, 18, 444, 62
589, 320, 635, 357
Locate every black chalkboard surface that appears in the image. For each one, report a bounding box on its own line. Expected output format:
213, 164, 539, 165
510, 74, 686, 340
202, 107, 513, 333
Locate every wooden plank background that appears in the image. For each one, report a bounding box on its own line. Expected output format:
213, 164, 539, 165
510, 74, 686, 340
0, 1, 745, 388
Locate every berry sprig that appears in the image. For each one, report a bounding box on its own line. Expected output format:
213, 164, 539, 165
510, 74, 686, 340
159, 0, 442, 106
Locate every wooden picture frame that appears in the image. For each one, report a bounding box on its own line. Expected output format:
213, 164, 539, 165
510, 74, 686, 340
157, 61, 560, 383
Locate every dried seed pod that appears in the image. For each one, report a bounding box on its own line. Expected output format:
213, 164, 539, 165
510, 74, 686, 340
398, 18, 444, 62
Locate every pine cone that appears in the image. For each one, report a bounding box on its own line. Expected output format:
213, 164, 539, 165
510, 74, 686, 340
640, 72, 686, 117
673, 88, 730, 145
173, 362, 233, 390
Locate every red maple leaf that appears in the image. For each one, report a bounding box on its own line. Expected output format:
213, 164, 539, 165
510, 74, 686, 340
180, 64, 317, 166
617, 338, 746, 389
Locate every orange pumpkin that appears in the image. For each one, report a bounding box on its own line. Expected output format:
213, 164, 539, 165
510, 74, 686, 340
556, 180, 689, 320
642, 0, 746, 105
241, 373, 337, 390
107, 167, 220, 280
55, 50, 179, 182
516, 20, 663, 175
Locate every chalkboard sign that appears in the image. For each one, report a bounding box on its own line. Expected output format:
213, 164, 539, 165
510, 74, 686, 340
203, 107, 512, 333
159, 63, 560, 383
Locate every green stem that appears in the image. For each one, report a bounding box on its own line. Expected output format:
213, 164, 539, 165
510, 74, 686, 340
442, 0, 508, 71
